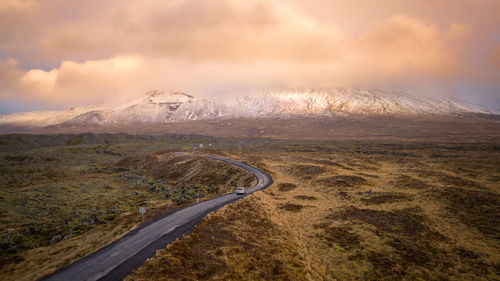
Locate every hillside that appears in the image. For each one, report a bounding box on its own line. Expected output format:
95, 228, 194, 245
0, 137, 254, 281
0, 89, 496, 131
128, 142, 500, 281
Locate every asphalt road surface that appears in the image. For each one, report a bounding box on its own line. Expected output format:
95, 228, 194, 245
40, 155, 273, 281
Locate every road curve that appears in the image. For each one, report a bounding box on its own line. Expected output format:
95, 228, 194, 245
39, 155, 273, 281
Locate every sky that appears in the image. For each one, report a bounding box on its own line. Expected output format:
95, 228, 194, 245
0, 0, 499, 112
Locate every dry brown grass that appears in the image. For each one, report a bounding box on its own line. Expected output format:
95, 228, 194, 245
317, 175, 368, 189
22, 115, 500, 142
0, 202, 176, 281
4, 136, 499, 281
157, 145, 498, 281
360, 193, 412, 205
287, 164, 325, 180
314, 225, 361, 250
277, 183, 297, 192
127, 194, 309, 281
294, 195, 317, 201
279, 203, 304, 212
117, 151, 255, 191
393, 174, 431, 190
0, 147, 255, 281
432, 187, 499, 239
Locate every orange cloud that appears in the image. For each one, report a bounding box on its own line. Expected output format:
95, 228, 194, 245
350, 15, 470, 78
0, 56, 144, 105
0, 0, 498, 108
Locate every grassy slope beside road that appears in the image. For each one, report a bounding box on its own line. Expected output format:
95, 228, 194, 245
0, 135, 254, 281
1, 134, 498, 281
129, 142, 499, 281
127, 193, 310, 281
38, 155, 270, 281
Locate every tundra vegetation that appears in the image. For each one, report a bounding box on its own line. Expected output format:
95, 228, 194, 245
0, 134, 254, 281
129, 140, 499, 281
0, 133, 498, 280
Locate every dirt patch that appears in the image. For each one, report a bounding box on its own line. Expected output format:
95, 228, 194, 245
364, 243, 447, 281
439, 174, 484, 189
453, 247, 495, 276
3, 154, 35, 162
66, 136, 82, 145
288, 164, 325, 179
318, 175, 367, 188
295, 157, 348, 168
314, 225, 361, 249
358, 172, 379, 178
294, 195, 317, 201
386, 238, 439, 266
277, 183, 297, 192
416, 170, 484, 189
435, 187, 499, 239
337, 191, 351, 199
315, 159, 344, 167
361, 193, 412, 205
363, 237, 498, 280
393, 175, 430, 189
280, 203, 304, 212
329, 207, 475, 280
487, 174, 500, 182
333, 207, 428, 237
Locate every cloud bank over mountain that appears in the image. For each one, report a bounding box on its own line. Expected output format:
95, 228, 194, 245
0, 0, 498, 111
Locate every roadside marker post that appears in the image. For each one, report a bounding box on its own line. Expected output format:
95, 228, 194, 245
139, 207, 146, 222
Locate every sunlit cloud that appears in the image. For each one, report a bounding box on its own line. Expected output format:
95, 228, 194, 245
0, 0, 498, 110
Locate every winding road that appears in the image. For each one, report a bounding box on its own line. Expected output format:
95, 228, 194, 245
40, 155, 273, 281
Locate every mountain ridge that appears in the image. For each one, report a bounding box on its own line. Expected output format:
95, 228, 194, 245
0, 88, 497, 128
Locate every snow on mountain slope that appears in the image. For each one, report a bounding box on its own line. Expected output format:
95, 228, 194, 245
63, 91, 195, 125
169, 88, 494, 120
0, 88, 496, 128
0, 105, 104, 127
113, 91, 194, 123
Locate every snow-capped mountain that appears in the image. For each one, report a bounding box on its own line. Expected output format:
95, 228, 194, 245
0, 88, 496, 128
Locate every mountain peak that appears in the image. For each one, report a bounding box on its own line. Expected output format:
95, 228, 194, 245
144, 90, 194, 104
